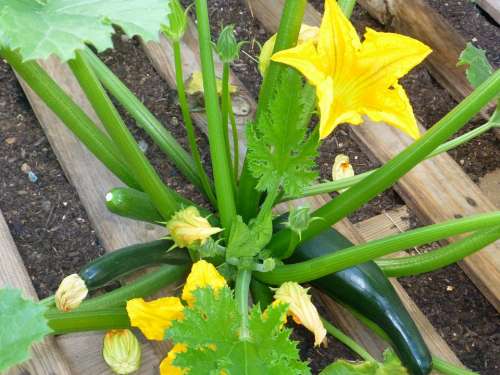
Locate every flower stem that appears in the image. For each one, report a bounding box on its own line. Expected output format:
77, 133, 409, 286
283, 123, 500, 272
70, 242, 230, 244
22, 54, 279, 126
257, 212, 500, 284
376, 226, 500, 277
235, 268, 252, 341
194, 0, 237, 232
321, 317, 375, 362
172, 40, 217, 206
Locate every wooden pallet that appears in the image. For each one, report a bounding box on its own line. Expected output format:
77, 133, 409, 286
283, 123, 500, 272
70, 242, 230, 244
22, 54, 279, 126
141, 23, 463, 369
246, 0, 500, 313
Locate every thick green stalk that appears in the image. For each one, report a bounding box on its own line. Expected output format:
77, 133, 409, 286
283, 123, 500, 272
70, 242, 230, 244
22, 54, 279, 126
173, 40, 217, 205
235, 268, 252, 340
69, 50, 182, 219
0, 48, 140, 190
338, 0, 357, 18
433, 357, 478, 375
194, 0, 237, 231
229, 99, 240, 179
376, 226, 500, 277
77, 264, 188, 311
257, 212, 500, 284
321, 318, 375, 362
46, 307, 130, 334
237, 0, 308, 220
268, 70, 500, 257
221, 62, 238, 188
81, 48, 209, 197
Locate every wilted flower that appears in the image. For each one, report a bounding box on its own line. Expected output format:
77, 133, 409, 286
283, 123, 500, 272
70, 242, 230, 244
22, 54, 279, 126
166, 206, 223, 248
258, 24, 319, 76
274, 282, 326, 346
55, 274, 88, 312
102, 329, 141, 374
182, 260, 227, 306
331, 154, 355, 193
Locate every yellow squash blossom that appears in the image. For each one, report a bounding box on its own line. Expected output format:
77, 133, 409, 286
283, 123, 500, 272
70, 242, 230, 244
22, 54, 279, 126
331, 154, 354, 193
167, 206, 223, 248
102, 329, 141, 374
55, 274, 88, 312
274, 282, 327, 347
271, 0, 431, 140
126, 297, 184, 341
182, 259, 227, 306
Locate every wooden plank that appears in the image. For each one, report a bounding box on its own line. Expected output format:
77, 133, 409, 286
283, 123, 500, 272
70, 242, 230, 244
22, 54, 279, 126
354, 206, 411, 242
478, 169, 500, 208
15, 59, 170, 373
474, 0, 500, 27
0, 210, 73, 375
141, 25, 463, 367
247, 0, 500, 313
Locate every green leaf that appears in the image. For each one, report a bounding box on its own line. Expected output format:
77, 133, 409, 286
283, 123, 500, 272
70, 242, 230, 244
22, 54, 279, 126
226, 213, 272, 259
0, 0, 172, 61
0, 288, 51, 372
457, 42, 494, 89
166, 287, 310, 375
320, 349, 408, 375
247, 68, 318, 196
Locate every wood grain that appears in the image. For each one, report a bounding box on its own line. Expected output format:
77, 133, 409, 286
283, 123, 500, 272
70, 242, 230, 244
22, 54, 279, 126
0, 211, 73, 375
476, 0, 500, 24
247, 0, 500, 313
14, 58, 170, 373
141, 24, 462, 367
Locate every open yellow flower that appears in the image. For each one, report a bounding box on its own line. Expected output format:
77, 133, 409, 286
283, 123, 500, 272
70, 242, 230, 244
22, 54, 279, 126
271, 0, 431, 140
181, 259, 227, 306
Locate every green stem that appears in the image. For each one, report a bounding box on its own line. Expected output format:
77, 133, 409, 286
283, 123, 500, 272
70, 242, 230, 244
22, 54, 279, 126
268, 70, 500, 258
235, 268, 252, 340
250, 279, 273, 309
77, 264, 188, 311
338, 0, 357, 18
40, 295, 55, 308
0, 48, 140, 190
376, 226, 500, 277
194, 0, 237, 231
321, 317, 375, 362
237, 0, 308, 220
221, 62, 238, 188
229, 98, 240, 179
257, 212, 500, 284
69, 50, 182, 219
433, 357, 479, 375
81, 48, 209, 197
172, 40, 217, 206
46, 307, 130, 334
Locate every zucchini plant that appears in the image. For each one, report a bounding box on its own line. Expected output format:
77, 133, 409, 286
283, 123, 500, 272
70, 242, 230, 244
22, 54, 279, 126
0, 0, 499, 374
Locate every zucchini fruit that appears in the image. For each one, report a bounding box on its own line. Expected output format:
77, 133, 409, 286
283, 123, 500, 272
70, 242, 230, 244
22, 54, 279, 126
289, 227, 432, 375
79, 239, 191, 290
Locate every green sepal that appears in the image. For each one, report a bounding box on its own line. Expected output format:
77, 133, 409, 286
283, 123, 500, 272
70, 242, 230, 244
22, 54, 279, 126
320, 349, 408, 375
457, 42, 494, 89
214, 25, 245, 63
0, 288, 52, 372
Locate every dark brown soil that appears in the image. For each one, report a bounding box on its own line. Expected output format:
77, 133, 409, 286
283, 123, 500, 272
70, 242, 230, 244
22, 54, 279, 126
0, 0, 498, 374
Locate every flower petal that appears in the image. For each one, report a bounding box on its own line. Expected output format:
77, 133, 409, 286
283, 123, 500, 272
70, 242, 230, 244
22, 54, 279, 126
272, 40, 326, 87
361, 82, 421, 139
126, 297, 184, 341
181, 260, 227, 306
160, 343, 188, 375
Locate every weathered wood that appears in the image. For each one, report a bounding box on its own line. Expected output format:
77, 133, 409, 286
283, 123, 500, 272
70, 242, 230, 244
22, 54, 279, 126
15, 58, 170, 373
478, 169, 500, 208
476, 0, 500, 24
354, 206, 411, 242
0, 210, 73, 375
247, 0, 500, 313
141, 26, 462, 367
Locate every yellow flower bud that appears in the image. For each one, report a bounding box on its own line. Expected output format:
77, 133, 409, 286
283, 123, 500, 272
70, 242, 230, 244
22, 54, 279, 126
160, 343, 188, 375
331, 154, 355, 193
182, 260, 227, 306
55, 273, 88, 312
274, 282, 326, 346
126, 297, 184, 341
258, 24, 320, 76
185, 71, 237, 97
102, 329, 141, 374
167, 206, 223, 248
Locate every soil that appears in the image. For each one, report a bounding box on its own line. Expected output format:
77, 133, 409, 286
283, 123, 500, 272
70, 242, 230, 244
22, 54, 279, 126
0, 0, 498, 374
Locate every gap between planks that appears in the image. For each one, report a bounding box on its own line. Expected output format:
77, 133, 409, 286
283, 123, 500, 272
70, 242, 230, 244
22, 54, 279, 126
247, 0, 500, 313
141, 24, 463, 368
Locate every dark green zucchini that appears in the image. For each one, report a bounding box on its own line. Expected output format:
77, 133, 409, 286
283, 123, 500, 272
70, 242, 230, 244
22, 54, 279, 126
289, 227, 432, 375
79, 239, 191, 290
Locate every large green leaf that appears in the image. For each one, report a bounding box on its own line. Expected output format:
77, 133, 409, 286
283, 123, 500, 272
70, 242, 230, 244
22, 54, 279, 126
166, 287, 310, 374
320, 349, 408, 375
457, 42, 494, 89
0, 0, 172, 61
0, 288, 51, 372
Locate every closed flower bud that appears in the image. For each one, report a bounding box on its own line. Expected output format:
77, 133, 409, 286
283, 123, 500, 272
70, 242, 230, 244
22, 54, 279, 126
103, 329, 141, 374
331, 154, 354, 193
161, 0, 188, 41
55, 274, 88, 312
274, 282, 326, 346
167, 206, 223, 248
258, 24, 319, 76
215, 25, 244, 63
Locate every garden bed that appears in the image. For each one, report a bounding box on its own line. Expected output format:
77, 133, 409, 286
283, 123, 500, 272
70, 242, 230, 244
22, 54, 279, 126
0, 0, 498, 374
